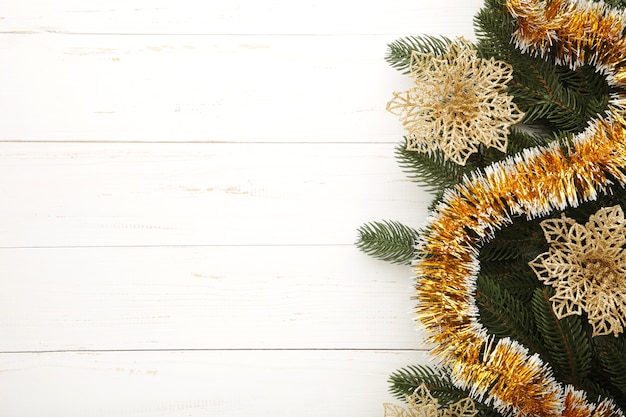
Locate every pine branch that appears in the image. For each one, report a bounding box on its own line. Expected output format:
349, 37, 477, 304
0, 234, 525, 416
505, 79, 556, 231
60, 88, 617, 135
355, 220, 419, 264
477, 263, 540, 299
603, 0, 626, 8
594, 337, 626, 407
388, 365, 467, 404
482, 129, 548, 163
479, 220, 547, 264
479, 239, 533, 263
475, 273, 544, 356
531, 287, 593, 386
473, 0, 612, 133
385, 35, 451, 75
395, 143, 471, 195
394, 131, 544, 203
473, 0, 516, 62
388, 365, 502, 417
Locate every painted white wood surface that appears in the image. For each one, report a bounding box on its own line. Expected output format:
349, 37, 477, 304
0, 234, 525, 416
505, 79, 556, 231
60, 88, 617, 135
0, 35, 412, 142
0, 0, 483, 415
0, 143, 430, 247
0, 0, 482, 35
0, 350, 433, 417
0, 246, 426, 351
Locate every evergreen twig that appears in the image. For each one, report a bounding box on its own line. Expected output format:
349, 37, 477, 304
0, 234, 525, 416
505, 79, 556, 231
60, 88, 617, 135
531, 287, 593, 386
388, 365, 501, 417
385, 35, 451, 74
476, 274, 544, 355
395, 143, 470, 195
387, 364, 465, 403
355, 220, 419, 264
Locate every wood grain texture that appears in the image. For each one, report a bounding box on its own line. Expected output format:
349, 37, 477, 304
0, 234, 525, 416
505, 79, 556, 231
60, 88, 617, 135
0, 0, 483, 35
0, 142, 431, 247
0, 350, 434, 417
0, 35, 413, 142
0, 246, 425, 352
0, 0, 484, 415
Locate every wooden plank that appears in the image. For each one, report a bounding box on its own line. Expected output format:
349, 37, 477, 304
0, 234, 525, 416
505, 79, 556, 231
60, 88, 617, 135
0, 142, 432, 247
0, 28, 492, 142
0, 2, 482, 415
0, 0, 484, 35
0, 245, 425, 351
0, 34, 415, 142
0, 350, 434, 417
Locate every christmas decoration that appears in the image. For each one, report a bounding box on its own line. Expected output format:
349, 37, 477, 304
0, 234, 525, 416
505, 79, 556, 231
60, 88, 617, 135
530, 205, 626, 337
356, 0, 626, 416
387, 38, 524, 165
383, 384, 478, 417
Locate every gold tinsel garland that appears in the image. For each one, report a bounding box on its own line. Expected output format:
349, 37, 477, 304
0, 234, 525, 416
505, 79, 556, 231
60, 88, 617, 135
413, 0, 626, 416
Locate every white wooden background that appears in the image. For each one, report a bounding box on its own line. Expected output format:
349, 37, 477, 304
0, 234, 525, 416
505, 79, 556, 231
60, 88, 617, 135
0, 1, 483, 415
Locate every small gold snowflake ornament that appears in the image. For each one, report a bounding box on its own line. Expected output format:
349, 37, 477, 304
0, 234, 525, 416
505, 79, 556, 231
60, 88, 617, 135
387, 38, 524, 166
529, 205, 626, 337
383, 384, 477, 417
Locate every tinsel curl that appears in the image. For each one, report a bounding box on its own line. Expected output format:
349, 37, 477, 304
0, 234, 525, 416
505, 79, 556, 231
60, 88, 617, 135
413, 0, 626, 416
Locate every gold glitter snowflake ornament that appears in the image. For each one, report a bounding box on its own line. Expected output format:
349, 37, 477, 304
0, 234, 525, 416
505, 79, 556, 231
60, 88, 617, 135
529, 205, 626, 337
383, 384, 477, 417
387, 38, 524, 166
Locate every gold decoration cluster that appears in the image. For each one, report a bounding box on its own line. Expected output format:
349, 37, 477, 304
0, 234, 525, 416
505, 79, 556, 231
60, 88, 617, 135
530, 205, 626, 337
386, 38, 523, 166
384, 384, 478, 417
412, 0, 626, 416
